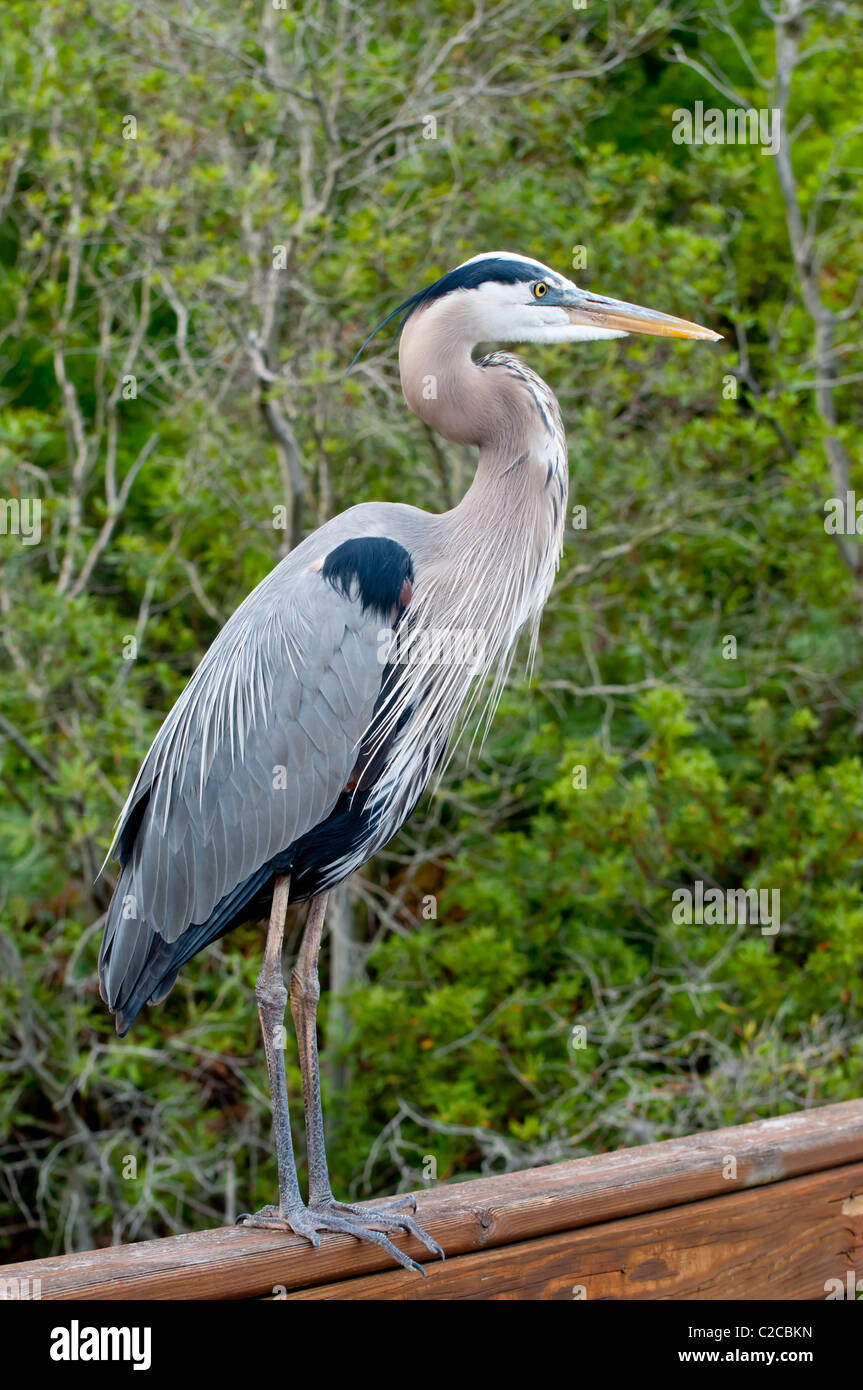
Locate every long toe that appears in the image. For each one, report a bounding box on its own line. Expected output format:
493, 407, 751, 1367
237, 1205, 321, 1247
380, 1193, 418, 1215
237, 1204, 281, 1226
310, 1199, 444, 1263
326, 1192, 418, 1218
305, 1204, 433, 1275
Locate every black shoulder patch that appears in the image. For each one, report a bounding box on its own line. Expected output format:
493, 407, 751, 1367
322, 537, 414, 621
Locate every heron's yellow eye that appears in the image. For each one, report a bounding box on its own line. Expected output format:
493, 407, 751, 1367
533, 282, 548, 299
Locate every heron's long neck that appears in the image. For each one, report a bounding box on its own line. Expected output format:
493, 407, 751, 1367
399, 313, 568, 663
400, 314, 533, 455
361, 311, 570, 813
400, 312, 567, 561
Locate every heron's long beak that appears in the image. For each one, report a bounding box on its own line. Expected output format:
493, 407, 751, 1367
560, 288, 722, 341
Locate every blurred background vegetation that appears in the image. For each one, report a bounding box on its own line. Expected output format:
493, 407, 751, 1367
1, 0, 862, 1258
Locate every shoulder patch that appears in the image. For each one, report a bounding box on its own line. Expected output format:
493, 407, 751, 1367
322, 536, 414, 621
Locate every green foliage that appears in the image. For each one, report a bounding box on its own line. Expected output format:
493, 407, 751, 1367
338, 691, 863, 1184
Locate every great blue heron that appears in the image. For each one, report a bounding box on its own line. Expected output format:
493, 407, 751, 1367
99, 252, 719, 1272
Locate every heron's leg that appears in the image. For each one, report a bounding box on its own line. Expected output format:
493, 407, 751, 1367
237, 874, 305, 1226
290, 891, 444, 1265
289, 891, 333, 1205
236, 880, 435, 1274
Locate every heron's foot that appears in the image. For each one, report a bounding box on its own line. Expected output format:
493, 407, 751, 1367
309, 1194, 444, 1266
236, 1198, 440, 1275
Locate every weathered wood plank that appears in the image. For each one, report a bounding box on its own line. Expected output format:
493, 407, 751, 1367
2, 1099, 862, 1300
281, 1161, 863, 1300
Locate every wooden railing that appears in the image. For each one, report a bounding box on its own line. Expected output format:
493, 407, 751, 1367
2, 1099, 862, 1299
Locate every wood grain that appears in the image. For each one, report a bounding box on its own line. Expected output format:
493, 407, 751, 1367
2, 1098, 862, 1300
280, 1162, 863, 1300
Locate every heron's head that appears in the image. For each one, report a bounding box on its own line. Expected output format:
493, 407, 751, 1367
407, 251, 722, 345
347, 251, 720, 376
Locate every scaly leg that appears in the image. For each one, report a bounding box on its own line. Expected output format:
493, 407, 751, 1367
237, 877, 440, 1275
237, 874, 309, 1232
290, 890, 444, 1272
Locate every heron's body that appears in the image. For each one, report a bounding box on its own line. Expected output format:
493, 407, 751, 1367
99, 251, 718, 1271
101, 346, 567, 1035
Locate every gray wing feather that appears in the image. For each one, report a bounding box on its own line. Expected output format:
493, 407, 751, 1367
102, 563, 386, 1005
